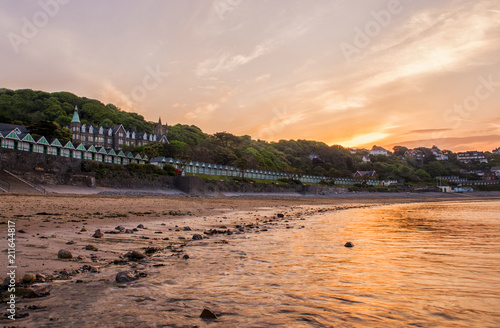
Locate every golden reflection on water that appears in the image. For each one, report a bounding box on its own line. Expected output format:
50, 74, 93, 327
18, 200, 500, 327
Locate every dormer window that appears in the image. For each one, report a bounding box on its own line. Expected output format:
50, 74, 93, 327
108, 129, 112, 136
89, 126, 94, 134
143, 133, 147, 140
98, 127, 103, 134
132, 132, 135, 139
126, 132, 130, 138
81, 124, 86, 133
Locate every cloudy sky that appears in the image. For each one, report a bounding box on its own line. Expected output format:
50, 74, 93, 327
1, 0, 499, 151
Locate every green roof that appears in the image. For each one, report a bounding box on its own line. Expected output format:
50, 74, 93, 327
135, 154, 142, 159
5, 131, 20, 140
63, 141, 75, 149
98, 147, 107, 154
71, 106, 80, 123
75, 143, 86, 151
22, 134, 35, 143
50, 139, 62, 147
86, 145, 97, 152
143, 155, 148, 160
107, 149, 116, 156
126, 152, 134, 158
0, 132, 4, 138
36, 136, 49, 145
117, 150, 125, 157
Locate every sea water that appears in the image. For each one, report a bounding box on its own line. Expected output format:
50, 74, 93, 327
18, 200, 500, 327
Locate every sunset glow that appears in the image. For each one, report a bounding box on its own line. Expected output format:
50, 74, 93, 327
1, 0, 499, 151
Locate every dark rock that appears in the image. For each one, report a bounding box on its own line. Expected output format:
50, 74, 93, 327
192, 234, 203, 240
80, 227, 88, 232
125, 229, 134, 234
137, 224, 145, 229
85, 245, 97, 251
344, 242, 354, 248
75, 280, 84, 283
183, 226, 192, 231
200, 308, 218, 319
144, 247, 162, 255
18, 229, 26, 233
124, 251, 146, 260
66, 240, 75, 245
183, 254, 190, 260
115, 271, 139, 283
92, 229, 104, 238
115, 225, 126, 231
277, 213, 285, 218
132, 228, 139, 232
57, 249, 73, 259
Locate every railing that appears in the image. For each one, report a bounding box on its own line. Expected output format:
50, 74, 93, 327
2, 169, 45, 194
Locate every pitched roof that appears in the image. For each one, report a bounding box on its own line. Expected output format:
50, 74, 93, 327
0, 123, 29, 134
71, 106, 80, 123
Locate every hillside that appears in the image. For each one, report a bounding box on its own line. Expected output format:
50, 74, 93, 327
1, 88, 499, 184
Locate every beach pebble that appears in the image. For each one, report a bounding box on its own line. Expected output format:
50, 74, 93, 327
183, 254, 190, 260
183, 226, 192, 231
115, 271, 139, 283
22, 273, 36, 284
66, 240, 75, 245
80, 227, 88, 232
344, 242, 354, 248
192, 234, 203, 240
125, 229, 134, 234
125, 251, 146, 260
137, 224, 145, 229
115, 226, 125, 231
277, 213, 285, 218
200, 308, 218, 319
92, 229, 104, 238
85, 245, 97, 251
57, 249, 73, 259
36, 273, 46, 282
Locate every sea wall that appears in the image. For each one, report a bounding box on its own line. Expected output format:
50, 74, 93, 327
0, 148, 95, 187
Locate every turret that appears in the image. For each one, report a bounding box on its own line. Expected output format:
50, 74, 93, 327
70, 106, 81, 141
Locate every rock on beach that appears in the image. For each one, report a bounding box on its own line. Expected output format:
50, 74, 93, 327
57, 249, 73, 259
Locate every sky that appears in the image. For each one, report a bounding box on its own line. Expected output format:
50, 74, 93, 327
1, 0, 499, 152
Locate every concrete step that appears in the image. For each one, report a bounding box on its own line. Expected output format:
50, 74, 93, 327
0, 170, 43, 194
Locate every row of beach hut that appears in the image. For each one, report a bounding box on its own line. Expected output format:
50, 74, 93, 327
0, 128, 148, 165
1, 126, 391, 185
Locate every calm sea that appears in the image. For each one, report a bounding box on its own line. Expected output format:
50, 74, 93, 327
21, 200, 500, 327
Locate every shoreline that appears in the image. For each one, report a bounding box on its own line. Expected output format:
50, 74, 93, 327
1, 193, 499, 325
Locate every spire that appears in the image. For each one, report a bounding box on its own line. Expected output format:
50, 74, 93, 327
71, 105, 80, 123
158, 117, 162, 126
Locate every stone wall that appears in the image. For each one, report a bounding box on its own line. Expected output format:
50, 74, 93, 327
0, 148, 95, 187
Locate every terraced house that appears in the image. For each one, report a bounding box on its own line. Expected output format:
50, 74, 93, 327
69, 106, 169, 149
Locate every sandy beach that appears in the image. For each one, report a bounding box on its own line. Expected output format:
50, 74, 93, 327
1, 193, 499, 326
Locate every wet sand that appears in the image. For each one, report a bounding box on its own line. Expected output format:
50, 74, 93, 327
1, 193, 499, 326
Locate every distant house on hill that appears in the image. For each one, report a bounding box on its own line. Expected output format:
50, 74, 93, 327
431, 145, 448, 161
369, 145, 388, 156
493, 147, 500, 154
491, 166, 500, 178
353, 170, 376, 178
457, 151, 488, 163
405, 149, 425, 160
69, 106, 168, 150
